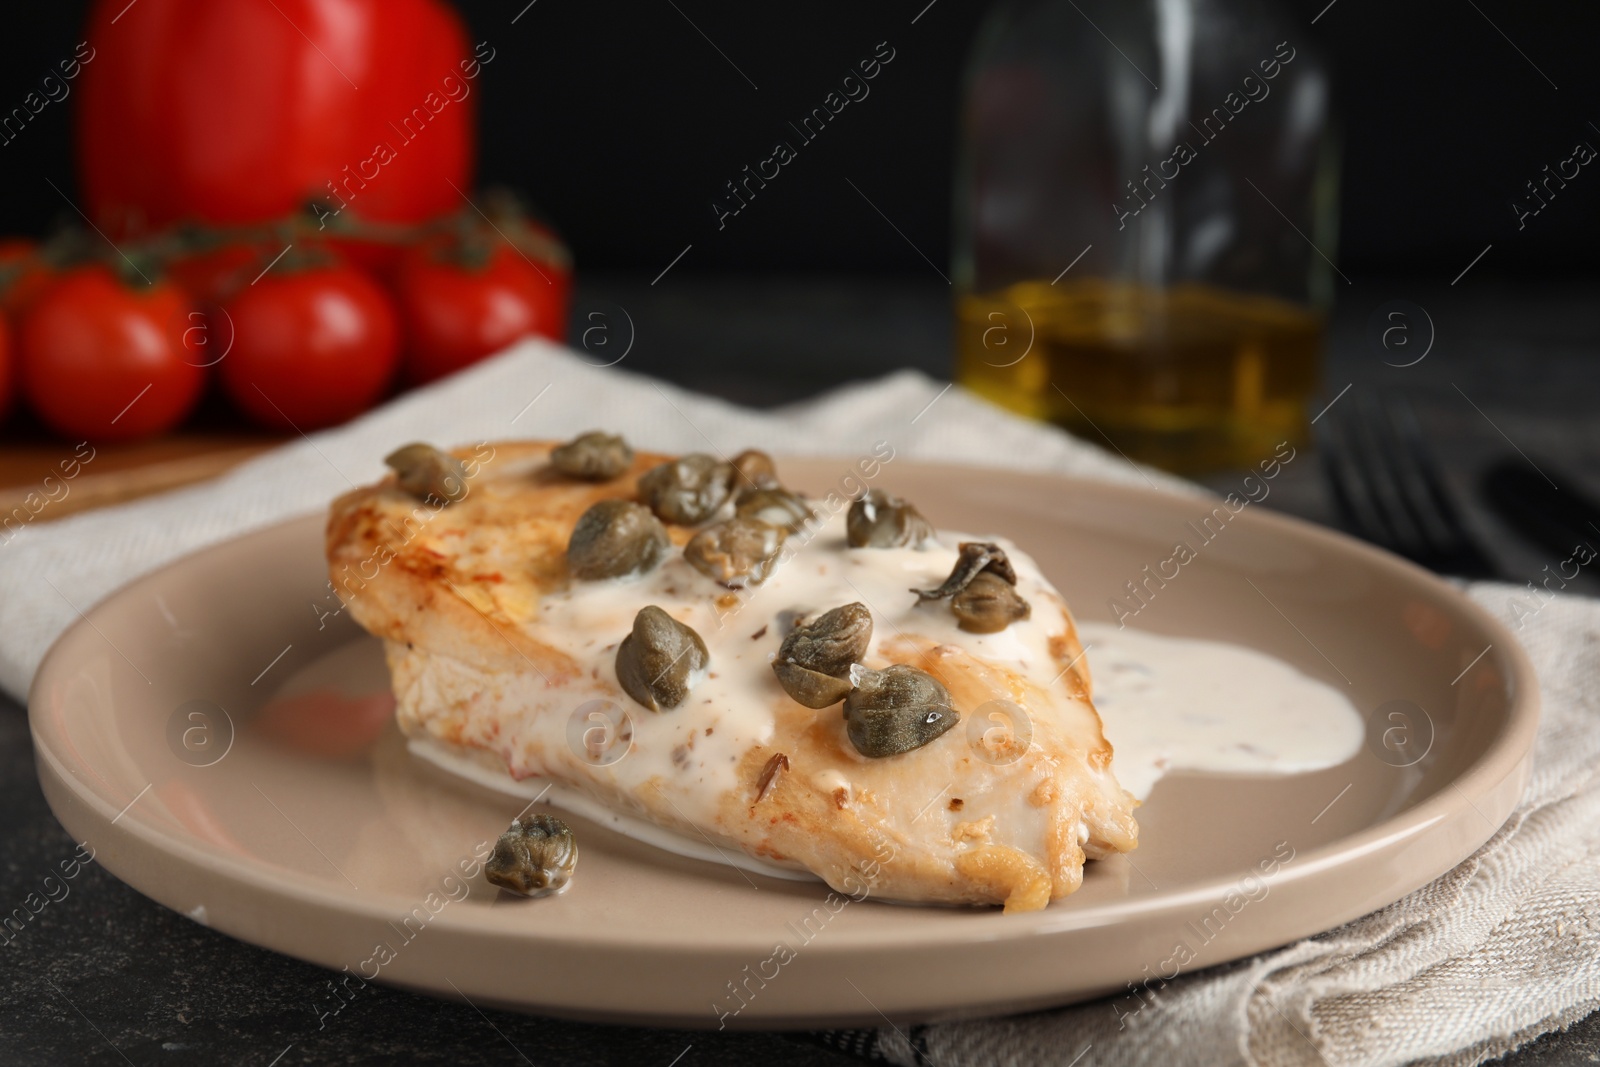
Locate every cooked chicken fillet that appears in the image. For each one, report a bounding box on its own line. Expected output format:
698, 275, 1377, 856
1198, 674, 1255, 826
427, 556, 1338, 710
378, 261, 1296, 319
326, 441, 1138, 910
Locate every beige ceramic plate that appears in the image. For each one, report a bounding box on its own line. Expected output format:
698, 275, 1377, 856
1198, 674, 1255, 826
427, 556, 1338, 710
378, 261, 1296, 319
30, 461, 1538, 1028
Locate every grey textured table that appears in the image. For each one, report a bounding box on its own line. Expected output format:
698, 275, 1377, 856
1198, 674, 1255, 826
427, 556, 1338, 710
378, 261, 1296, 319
2, 274, 1596, 1066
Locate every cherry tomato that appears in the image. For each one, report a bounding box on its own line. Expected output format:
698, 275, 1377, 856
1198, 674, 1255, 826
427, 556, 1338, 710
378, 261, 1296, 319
219, 262, 398, 431
393, 239, 568, 385
19, 265, 204, 442
0, 239, 59, 318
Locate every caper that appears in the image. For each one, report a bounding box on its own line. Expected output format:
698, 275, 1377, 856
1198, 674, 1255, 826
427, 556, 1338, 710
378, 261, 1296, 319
730, 449, 780, 491
637, 454, 735, 525
773, 666, 853, 710
684, 518, 786, 589
385, 443, 470, 505
782, 603, 873, 675
567, 500, 671, 580
912, 541, 1018, 602
485, 813, 578, 898
842, 664, 959, 758
550, 431, 633, 481
735, 487, 814, 533
615, 606, 709, 712
771, 602, 872, 708
847, 489, 934, 548
951, 572, 1032, 633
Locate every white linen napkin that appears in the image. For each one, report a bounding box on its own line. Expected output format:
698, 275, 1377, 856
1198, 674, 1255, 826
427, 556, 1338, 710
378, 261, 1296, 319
4, 339, 1595, 1067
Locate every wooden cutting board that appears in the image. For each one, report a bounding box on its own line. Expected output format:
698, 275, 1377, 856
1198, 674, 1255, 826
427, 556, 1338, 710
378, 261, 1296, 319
0, 434, 279, 525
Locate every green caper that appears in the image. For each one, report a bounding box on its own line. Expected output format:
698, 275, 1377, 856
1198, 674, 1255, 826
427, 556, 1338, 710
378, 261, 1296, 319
615, 606, 709, 712
485, 813, 578, 897
772, 664, 853, 710
847, 489, 934, 548
731, 449, 780, 491
637, 454, 735, 525
771, 602, 872, 708
550, 431, 633, 481
567, 500, 671, 580
385, 443, 470, 505
735, 487, 814, 533
951, 572, 1032, 633
684, 518, 786, 588
843, 664, 959, 758
912, 541, 1018, 602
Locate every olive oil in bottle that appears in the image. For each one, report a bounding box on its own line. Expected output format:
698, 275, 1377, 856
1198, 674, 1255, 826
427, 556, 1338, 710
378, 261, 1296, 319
956, 278, 1322, 474
952, 0, 1337, 474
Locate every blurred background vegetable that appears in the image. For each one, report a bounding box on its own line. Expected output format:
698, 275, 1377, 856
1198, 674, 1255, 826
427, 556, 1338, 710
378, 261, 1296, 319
18, 264, 204, 442
76, 0, 475, 239
217, 254, 400, 431
395, 220, 569, 386
0, 0, 571, 450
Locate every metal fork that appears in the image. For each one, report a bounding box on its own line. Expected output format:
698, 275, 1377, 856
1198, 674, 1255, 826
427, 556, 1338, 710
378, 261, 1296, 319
1316, 391, 1502, 578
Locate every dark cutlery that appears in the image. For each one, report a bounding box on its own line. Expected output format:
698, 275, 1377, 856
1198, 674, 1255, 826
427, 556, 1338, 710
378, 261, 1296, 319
1316, 392, 1502, 579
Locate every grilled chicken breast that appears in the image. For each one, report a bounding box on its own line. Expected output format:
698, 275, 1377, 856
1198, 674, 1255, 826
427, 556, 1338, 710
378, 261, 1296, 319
326, 440, 1138, 910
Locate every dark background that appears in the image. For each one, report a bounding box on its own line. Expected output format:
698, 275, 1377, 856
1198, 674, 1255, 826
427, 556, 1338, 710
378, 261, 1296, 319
1, 0, 1597, 281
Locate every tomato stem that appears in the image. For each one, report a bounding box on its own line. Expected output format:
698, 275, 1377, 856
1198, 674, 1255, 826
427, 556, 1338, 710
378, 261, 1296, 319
6, 188, 570, 294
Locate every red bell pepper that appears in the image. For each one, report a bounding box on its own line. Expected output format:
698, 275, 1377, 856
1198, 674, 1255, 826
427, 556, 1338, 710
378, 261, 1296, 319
77, 0, 478, 237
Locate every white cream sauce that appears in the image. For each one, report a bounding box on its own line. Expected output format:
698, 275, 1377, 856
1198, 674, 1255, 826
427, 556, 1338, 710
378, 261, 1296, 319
462, 506, 1081, 828
1077, 622, 1365, 799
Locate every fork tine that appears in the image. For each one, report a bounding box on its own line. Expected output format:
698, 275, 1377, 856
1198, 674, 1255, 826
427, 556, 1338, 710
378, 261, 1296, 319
1315, 405, 1366, 537
1315, 391, 1499, 578
1317, 401, 1401, 551
1348, 395, 1429, 555
1371, 394, 1452, 554
1386, 394, 1498, 577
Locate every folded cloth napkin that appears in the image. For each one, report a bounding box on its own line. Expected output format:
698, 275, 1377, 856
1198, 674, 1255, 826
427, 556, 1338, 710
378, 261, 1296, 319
3, 340, 1595, 1066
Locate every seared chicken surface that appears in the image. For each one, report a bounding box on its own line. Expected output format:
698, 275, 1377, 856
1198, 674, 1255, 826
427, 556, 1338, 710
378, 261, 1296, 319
326, 440, 1138, 910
